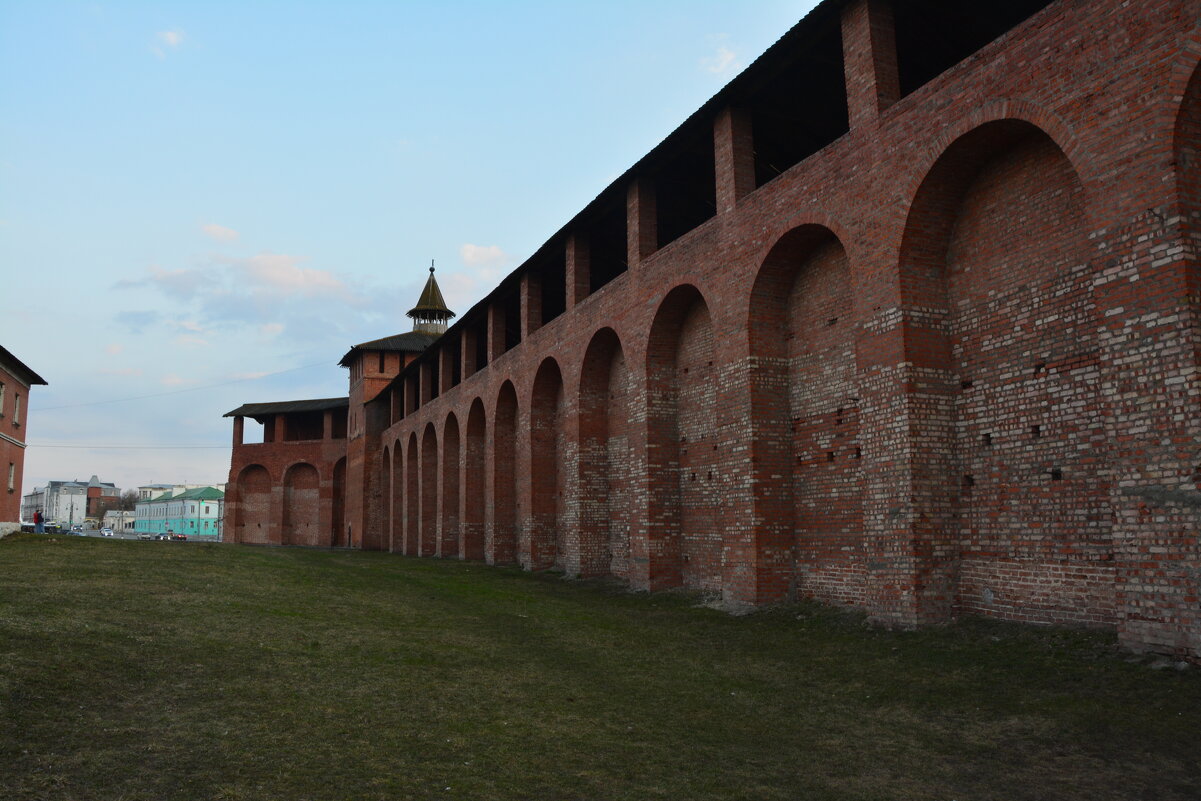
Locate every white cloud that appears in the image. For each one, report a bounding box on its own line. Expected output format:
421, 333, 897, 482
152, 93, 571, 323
441, 267, 504, 315
459, 243, 511, 268
202, 223, 239, 242
161, 374, 187, 386
237, 252, 348, 297
114, 264, 207, 299
152, 29, 185, 59
175, 335, 209, 347
701, 42, 738, 75
104, 343, 123, 355
97, 367, 142, 377
259, 323, 284, 338
173, 319, 206, 334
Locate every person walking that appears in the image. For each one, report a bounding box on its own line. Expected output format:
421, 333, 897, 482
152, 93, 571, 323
33, 509, 44, 534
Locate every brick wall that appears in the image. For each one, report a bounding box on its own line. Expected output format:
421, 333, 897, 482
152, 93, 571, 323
236, 0, 1201, 659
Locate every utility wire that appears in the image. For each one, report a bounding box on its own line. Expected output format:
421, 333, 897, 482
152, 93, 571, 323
29, 444, 228, 450
34, 361, 333, 412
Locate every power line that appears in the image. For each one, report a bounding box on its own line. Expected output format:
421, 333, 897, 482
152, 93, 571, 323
34, 361, 333, 412
29, 444, 228, 450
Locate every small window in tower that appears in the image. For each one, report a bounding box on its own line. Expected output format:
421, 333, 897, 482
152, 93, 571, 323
378, 352, 385, 373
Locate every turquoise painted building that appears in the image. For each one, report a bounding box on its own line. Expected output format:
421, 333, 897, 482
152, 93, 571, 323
134, 486, 224, 540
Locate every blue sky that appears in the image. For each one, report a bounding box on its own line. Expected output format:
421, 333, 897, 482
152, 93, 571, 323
1, 0, 820, 497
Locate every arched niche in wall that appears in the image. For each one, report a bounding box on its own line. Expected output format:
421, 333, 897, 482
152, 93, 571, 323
578, 327, 631, 580
749, 224, 863, 606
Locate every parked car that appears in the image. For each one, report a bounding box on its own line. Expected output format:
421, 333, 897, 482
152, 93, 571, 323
100, 528, 114, 537
70, 525, 83, 533
170, 532, 188, 541
138, 532, 154, 541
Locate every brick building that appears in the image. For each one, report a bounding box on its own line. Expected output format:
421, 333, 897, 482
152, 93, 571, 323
0, 345, 47, 535
225, 0, 1201, 659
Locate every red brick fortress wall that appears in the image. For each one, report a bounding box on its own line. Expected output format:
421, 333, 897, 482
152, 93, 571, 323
369, 0, 1198, 658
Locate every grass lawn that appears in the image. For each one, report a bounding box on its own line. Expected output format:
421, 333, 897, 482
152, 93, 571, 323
1, 533, 1198, 801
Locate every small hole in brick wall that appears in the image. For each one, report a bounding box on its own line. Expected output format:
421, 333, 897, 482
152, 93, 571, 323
963, 474, 975, 488
797, 455, 804, 464
707, 471, 714, 481
827, 317, 838, 326
707, 360, 713, 366
1034, 362, 1046, 374
1031, 424, 1041, 438
683, 367, 689, 374
854, 447, 862, 459
1050, 468, 1063, 481
690, 472, 697, 482
982, 433, 992, 446
712, 444, 718, 451
827, 451, 835, 462
961, 379, 974, 390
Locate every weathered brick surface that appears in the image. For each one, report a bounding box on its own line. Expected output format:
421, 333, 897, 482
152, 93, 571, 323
228, 0, 1201, 659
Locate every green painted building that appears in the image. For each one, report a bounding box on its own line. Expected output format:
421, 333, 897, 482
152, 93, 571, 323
134, 486, 224, 540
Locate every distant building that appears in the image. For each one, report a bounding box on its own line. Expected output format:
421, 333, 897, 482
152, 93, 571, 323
136, 482, 222, 502
0, 345, 47, 535
134, 486, 224, 539
102, 509, 135, 533
21, 475, 119, 529
137, 483, 176, 501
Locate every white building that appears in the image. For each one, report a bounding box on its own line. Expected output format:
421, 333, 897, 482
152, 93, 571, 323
21, 476, 119, 527
102, 510, 136, 533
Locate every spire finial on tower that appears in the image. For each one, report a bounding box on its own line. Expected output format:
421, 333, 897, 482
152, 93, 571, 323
408, 259, 455, 335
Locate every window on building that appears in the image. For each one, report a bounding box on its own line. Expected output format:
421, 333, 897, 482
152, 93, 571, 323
0, 382, 5, 415
13, 394, 20, 425
7, 463, 14, 492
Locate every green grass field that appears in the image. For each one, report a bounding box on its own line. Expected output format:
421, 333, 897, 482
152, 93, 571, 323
1, 533, 1198, 800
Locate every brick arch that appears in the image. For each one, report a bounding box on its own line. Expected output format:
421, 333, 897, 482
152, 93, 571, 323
382, 443, 392, 549
491, 381, 518, 565
898, 117, 1112, 626
332, 457, 346, 547
282, 462, 320, 547
442, 412, 460, 558
405, 433, 418, 555
894, 100, 1089, 241
529, 358, 564, 571
578, 327, 631, 579
748, 225, 863, 605
646, 284, 718, 592
462, 398, 487, 560
389, 442, 402, 552
1174, 56, 1201, 311
420, 422, 438, 557
234, 463, 271, 545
